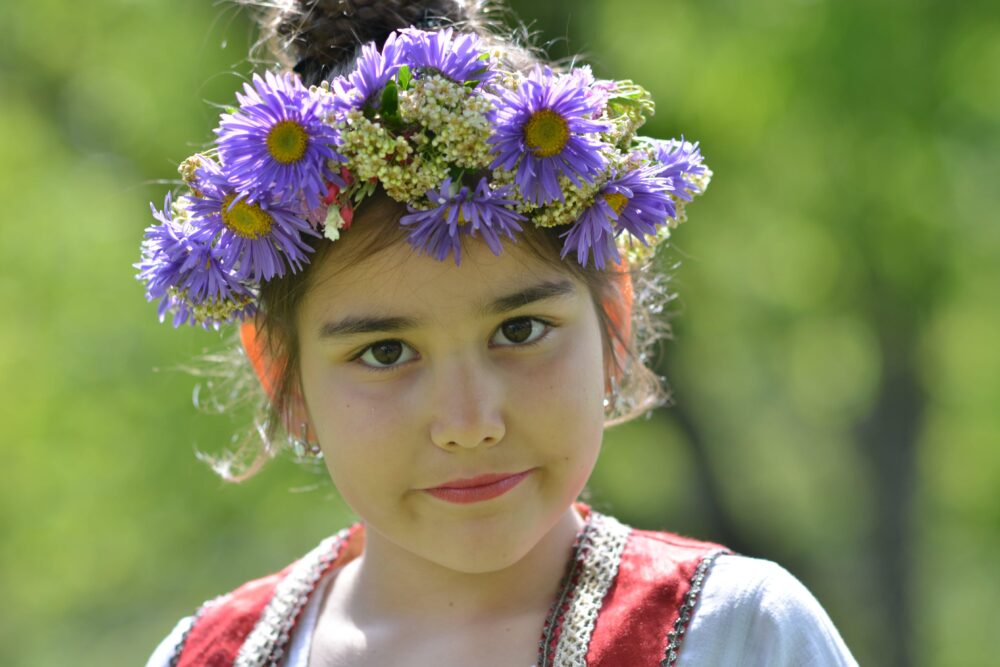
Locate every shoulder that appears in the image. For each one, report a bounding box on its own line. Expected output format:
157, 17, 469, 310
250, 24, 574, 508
143, 526, 359, 667
142, 568, 288, 667
621, 523, 730, 572
680, 554, 858, 666
145, 615, 195, 667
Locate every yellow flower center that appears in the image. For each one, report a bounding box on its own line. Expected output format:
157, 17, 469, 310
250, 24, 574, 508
266, 120, 309, 164
221, 195, 274, 239
603, 192, 629, 215
455, 209, 469, 226
524, 109, 570, 158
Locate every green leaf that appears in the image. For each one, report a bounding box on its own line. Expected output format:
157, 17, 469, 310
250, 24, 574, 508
397, 65, 412, 91
379, 80, 405, 130
380, 80, 399, 117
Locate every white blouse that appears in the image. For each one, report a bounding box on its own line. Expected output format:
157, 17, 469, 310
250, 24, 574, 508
146, 553, 857, 666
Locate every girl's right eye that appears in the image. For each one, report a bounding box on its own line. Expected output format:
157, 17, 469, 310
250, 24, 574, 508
355, 340, 417, 370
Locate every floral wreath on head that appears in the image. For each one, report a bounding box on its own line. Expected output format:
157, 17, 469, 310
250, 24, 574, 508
137, 27, 711, 329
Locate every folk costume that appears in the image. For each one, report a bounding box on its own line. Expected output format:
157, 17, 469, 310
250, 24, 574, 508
138, 9, 857, 667
147, 505, 856, 666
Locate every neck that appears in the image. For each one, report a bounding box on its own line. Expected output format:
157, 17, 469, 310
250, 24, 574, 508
338, 506, 585, 625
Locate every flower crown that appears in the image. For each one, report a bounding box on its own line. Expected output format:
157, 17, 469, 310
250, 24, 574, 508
137, 27, 711, 329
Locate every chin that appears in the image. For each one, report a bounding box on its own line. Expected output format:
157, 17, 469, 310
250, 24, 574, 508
412, 506, 549, 572
429, 535, 538, 574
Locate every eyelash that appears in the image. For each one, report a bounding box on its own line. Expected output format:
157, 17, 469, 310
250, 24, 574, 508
350, 316, 557, 373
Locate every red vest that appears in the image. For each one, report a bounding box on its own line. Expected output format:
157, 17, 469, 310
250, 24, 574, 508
173, 507, 727, 666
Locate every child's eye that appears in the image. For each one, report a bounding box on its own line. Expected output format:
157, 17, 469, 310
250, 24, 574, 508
356, 340, 417, 370
490, 317, 552, 347
354, 317, 552, 372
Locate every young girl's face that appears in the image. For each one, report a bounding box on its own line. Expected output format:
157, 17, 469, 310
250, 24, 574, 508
296, 228, 608, 574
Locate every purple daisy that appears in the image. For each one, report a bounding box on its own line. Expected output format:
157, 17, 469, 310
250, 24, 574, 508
186, 161, 318, 282
488, 66, 611, 206
397, 27, 493, 85
136, 194, 253, 327
649, 138, 708, 201
400, 178, 525, 263
560, 166, 673, 268
215, 71, 341, 211
153, 289, 257, 330
330, 32, 405, 115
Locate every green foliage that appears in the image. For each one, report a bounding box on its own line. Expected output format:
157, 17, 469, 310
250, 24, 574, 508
379, 78, 402, 128
1, 0, 997, 665
397, 64, 412, 91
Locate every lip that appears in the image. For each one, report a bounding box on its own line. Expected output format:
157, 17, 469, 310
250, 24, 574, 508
424, 469, 534, 504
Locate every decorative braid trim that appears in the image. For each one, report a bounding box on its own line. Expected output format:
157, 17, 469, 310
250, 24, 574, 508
536, 515, 593, 666
537, 512, 631, 667
165, 614, 198, 667
165, 591, 231, 667
234, 528, 352, 667
659, 548, 727, 666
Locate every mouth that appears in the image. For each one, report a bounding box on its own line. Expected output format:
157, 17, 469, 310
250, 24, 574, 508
424, 469, 535, 504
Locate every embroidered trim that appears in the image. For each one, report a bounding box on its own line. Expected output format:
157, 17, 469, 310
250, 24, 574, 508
166, 592, 230, 667
234, 528, 352, 667
660, 548, 727, 666
165, 614, 198, 667
536, 515, 593, 666
537, 512, 631, 667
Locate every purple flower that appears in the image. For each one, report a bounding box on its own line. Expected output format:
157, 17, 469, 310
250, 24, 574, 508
649, 138, 708, 201
488, 66, 611, 206
398, 27, 492, 85
215, 71, 341, 210
136, 194, 254, 327
152, 289, 257, 330
187, 161, 317, 282
330, 33, 405, 115
560, 167, 673, 268
400, 178, 525, 263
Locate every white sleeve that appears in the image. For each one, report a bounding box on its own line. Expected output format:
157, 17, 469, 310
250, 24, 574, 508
678, 554, 858, 666
144, 616, 195, 667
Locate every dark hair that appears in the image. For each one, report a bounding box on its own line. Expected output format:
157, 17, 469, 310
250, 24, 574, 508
204, 0, 673, 481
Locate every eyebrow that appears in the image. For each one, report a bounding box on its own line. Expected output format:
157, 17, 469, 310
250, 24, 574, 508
318, 279, 577, 339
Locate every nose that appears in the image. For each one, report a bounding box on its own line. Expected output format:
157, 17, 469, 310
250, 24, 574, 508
428, 354, 506, 451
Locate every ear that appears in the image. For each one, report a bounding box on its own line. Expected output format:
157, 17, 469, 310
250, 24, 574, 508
602, 265, 634, 391
240, 320, 314, 441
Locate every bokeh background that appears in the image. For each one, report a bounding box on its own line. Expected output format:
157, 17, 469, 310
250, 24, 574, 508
2, 0, 998, 665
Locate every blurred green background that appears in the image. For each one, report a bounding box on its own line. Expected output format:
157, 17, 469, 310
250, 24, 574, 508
1, 0, 998, 665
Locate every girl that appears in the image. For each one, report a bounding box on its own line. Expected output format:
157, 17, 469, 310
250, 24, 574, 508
140, 1, 857, 664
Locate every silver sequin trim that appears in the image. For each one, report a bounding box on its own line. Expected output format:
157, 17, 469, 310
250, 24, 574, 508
547, 512, 631, 667
234, 528, 351, 667
660, 548, 727, 666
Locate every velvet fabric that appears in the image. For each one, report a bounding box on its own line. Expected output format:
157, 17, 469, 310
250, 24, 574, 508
587, 528, 727, 665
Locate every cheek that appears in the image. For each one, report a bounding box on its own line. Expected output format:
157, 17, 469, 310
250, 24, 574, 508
301, 367, 419, 495
510, 325, 606, 452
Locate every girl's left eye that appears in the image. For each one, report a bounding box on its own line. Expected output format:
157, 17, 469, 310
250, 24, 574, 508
490, 317, 551, 347
352, 317, 553, 373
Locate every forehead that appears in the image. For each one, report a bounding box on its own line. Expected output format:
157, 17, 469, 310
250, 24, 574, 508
299, 230, 584, 323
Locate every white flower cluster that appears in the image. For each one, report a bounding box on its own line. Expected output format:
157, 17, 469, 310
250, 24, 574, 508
400, 75, 495, 170
336, 110, 447, 203
602, 82, 655, 149
530, 173, 604, 228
